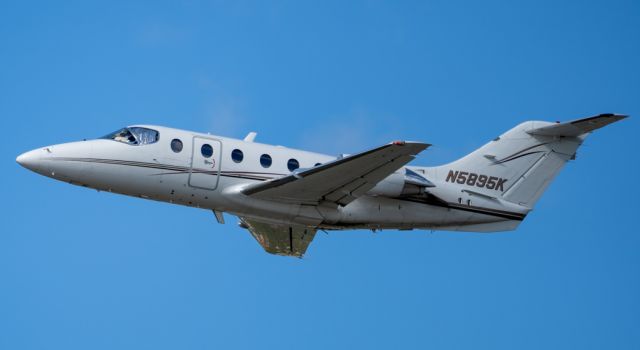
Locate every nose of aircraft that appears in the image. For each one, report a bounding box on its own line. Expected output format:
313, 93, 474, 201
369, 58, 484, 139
16, 149, 44, 173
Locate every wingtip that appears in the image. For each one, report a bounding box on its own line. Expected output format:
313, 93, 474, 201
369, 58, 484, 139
599, 113, 628, 120
390, 140, 431, 148
614, 113, 629, 120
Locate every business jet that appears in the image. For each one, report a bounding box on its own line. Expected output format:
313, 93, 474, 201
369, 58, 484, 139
16, 113, 626, 257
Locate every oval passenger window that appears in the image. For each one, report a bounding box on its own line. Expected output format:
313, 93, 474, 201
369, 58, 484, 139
231, 149, 244, 163
260, 154, 272, 168
171, 139, 183, 153
201, 144, 213, 158
287, 158, 300, 171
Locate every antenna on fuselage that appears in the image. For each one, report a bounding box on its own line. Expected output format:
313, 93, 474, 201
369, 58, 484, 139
244, 132, 257, 142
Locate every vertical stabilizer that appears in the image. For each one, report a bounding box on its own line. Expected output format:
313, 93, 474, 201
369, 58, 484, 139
430, 114, 626, 208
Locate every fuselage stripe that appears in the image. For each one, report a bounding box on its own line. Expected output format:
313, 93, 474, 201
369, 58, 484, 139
51, 157, 525, 221
50, 157, 284, 180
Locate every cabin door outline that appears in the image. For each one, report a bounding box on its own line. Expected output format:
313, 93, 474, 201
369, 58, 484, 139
188, 136, 222, 190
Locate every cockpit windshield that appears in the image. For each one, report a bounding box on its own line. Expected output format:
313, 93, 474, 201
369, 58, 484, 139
102, 127, 159, 145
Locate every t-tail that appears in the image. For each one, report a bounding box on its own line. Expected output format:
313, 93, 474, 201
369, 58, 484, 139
426, 113, 627, 231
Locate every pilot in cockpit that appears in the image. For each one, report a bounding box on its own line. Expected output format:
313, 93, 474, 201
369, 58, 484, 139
112, 129, 137, 144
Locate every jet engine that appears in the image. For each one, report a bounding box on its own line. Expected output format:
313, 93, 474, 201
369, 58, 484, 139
367, 168, 435, 197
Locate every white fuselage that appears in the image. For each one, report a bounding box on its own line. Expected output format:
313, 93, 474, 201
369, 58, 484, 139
16, 125, 528, 232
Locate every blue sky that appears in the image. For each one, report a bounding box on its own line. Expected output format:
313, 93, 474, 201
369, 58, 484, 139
1, 1, 639, 349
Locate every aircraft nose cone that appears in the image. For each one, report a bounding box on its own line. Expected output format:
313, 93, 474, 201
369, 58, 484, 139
16, 149, 42, 172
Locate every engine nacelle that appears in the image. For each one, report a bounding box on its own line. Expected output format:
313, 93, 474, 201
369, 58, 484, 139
367, 169, 434, 197
367, 172, 405, 197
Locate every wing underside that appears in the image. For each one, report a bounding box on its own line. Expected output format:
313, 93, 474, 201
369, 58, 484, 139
240, 217, 317, 257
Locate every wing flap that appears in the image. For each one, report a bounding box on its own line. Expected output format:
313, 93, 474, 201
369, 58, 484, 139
243, 142, 429, 206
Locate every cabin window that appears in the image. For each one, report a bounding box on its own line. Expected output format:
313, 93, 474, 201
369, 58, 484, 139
287, 158, 300, 171
314, 162, 322, 167
171, 139, 183, 153
201, 144, 213, 158
231, 149, 244, 163
260, 154, 272, 168
102, 127, 159, 145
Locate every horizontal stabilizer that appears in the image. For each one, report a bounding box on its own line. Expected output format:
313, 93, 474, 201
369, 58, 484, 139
527, 113, 627, 137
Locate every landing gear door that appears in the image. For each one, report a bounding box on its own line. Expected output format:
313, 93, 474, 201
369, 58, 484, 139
189, 136, 222, 190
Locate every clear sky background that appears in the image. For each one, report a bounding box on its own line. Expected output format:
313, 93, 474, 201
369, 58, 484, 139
1, 1, 638, 349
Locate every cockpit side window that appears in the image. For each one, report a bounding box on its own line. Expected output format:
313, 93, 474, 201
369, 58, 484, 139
102, 127, 159, 145
129, 127, 159, 145
102, 128, 137, 144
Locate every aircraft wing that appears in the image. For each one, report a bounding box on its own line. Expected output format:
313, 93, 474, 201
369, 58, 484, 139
243, 141, 429, 206
239, 217, 317, 257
